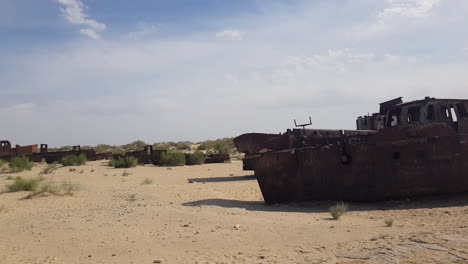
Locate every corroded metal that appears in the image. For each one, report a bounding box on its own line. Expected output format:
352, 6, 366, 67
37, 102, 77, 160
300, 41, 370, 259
234, 97, 468, 203
0, 141, 112, 163
113, 145, 166, 165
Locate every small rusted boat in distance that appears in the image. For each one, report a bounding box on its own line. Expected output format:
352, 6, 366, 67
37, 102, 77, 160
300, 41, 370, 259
234, 97, 468, 204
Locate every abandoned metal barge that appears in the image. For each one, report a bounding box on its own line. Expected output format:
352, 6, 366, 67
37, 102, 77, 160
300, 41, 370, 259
234, 97, 468, 204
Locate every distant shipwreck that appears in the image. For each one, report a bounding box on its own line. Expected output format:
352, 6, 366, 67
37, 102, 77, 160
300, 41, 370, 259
234, 97, 468, 204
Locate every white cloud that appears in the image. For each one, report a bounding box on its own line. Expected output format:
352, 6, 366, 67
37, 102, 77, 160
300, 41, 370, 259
379, 0, 442, 18
3, 0, 468, 146
215, 29, 244, 40
360, 0, 443, 35
55, 0, 106, 39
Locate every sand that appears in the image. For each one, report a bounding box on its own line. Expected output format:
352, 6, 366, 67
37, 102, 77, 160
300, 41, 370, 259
0, 160, 467, 264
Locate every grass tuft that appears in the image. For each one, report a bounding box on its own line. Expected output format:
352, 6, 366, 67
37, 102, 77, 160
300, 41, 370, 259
158, 152, 186, 166
40, 162, 60, 175
8, 157, 33, 173
329, 202, 348, 220
121, 171, 131, 177
108, 156, 138, 168
186, 151, 205, 165
127, 194, 137, 202
60, 154, 87, 166
6, 177, 43, 192
25, 180, 81, 198
384, 219, 394, 227
141, 178, 153, 185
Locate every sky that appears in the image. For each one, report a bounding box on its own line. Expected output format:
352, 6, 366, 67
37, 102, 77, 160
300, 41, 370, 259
1, 0, 468, 147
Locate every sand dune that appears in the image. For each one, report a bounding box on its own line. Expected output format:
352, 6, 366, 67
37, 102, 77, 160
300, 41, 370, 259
0, 160, 467, 263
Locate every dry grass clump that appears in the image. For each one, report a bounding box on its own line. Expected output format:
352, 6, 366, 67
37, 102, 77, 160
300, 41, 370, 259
329, 202, 348, 220
384, 218, 394, 227
141, 178, 153, 185
122, 171, 131, 176
25, 180, 81, 199
40, 162, 60, 175
127, 194, 137, 202
6, 177, 43, 192
8, 157, 34, 173
0, 159, 7, 171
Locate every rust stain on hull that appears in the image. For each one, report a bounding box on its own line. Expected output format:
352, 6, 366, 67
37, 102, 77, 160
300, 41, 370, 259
235, 97, 468, 203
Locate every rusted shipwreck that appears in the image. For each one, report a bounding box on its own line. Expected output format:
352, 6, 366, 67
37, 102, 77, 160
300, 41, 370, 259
0, 141, 111, 163
234, 97, 468, 204
113, 146, 230, 165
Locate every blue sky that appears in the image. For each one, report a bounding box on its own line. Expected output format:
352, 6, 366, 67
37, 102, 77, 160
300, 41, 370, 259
1, 0, 468, 146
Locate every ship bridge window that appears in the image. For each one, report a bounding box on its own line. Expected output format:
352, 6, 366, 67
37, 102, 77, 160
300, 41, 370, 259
427, 105, 435, 120
450, 107, 458, 122
407, 106, 421, 122
441, 106, 450, 120
456, 102, 468, 117
387, 108, 402, 127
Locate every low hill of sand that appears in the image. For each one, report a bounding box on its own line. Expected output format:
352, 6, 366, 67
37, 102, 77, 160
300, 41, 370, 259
1, 160, 467, 263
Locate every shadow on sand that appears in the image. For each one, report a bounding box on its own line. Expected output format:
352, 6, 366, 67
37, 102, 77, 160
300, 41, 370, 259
182, 193, 468, 213
187, 175, 256, 183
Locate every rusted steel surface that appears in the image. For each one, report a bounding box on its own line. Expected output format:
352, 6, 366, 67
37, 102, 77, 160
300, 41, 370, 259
204, 154, 230, 164
234, 97, 468, 203
113, 145, 166, 165
0, 141, 112, 163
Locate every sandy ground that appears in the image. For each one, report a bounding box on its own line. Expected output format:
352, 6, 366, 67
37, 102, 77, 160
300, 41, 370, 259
0, 160, 467, 264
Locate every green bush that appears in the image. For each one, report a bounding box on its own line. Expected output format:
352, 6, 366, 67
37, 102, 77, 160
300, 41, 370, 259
329, 203, 348, 220
0, 159, 6, 168
158, 152, 186, 166
186, 151, 205, 165
6, 177, 43, 192
9, 157, 34, 173
197, 138, 235, 154
60, 154, 87, 166
175, 142, 192, 150
109, 156, 138, 168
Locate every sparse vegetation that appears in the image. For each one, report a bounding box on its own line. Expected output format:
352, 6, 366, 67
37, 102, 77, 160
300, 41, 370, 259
25, 179, 81, 198
186, 151, 205, 165
127, 194, 137, 202
121, 171, 131, 176
329, 203, 348, 220
60, 154, 87, 166
8, 157, 34, 173
40, 162, 60, 175
69, 168, 76, 172
141, 178, 153, 185
197, 138, 235, 154
108, 156, 138, 168
79, 170, 84, 174
158, 152, 186, 166
384, 219, 394, 227
6, 177, 43, 192
0, 159, 6, 169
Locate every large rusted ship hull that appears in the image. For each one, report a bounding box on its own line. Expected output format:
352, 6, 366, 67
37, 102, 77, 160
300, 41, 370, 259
240, 124, 468, 203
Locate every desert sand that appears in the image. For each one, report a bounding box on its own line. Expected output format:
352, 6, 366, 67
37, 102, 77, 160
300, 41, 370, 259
0, 160, 467, 264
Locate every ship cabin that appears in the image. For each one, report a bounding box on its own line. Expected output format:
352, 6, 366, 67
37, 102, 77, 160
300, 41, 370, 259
356, 97, 468, 134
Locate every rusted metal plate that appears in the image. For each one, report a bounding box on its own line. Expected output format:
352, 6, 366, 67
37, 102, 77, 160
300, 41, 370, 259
0, 141, 112, 163
235, 97, 468, 203
114, 146, 166, 165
